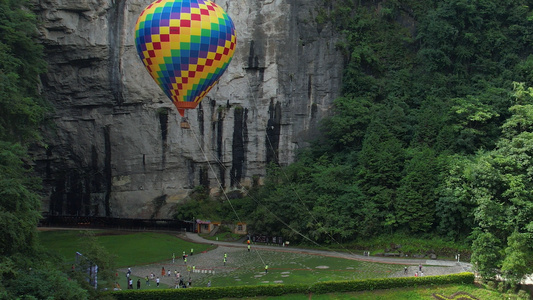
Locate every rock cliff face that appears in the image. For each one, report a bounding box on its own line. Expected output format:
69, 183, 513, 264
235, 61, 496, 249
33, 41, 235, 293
32, 0, 343, 218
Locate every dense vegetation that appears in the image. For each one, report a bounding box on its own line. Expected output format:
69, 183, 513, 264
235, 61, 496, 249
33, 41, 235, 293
0, 0, 95, 298
181, 0, 533, 283
2, 0, 532, 297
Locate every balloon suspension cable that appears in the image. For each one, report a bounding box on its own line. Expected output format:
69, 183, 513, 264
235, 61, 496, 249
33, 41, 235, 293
187, 114, 336, 255
245, 75, 359, 257
189, 127, 267, 266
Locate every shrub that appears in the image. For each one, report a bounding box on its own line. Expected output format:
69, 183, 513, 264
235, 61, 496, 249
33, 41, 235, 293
106, 273, 475, 299
486, 280, 497, 290
309, 273, 475, 294
517, 289, 530, 300
497, 281, 509, 293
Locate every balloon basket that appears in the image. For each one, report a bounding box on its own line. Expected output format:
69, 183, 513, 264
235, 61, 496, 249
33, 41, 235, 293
180, 118, 190, 129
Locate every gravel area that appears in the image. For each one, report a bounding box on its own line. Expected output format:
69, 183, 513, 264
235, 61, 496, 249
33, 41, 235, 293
118, 233, 472, 288
119, 244, 243, 288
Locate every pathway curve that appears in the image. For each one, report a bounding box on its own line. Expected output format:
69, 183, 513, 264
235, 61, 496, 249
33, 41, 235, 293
119, 232, 472, 288
183, 232, 471, 268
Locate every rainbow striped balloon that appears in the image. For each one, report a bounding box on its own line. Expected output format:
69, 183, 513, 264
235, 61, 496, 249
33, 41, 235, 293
135, 0, 237, 116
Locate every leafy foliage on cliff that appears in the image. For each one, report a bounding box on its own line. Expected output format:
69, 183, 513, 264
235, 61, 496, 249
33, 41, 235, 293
246, 0, 533, 282
0, 0, 87, 298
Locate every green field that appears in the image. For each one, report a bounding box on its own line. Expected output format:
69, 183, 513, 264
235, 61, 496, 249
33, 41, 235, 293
38, 230, 214, 267
38, 230, 527, 299
195, 250, 403, 287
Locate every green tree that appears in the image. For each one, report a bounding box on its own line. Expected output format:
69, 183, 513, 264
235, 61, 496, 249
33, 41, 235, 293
0, 0, 48, 143
500, 231, 533, 283
0, 1, 89, 298
470, 230, 502, 278
356, 120, 404, 233
320, 96, 373, 153
468, 83, 533, 279
307, 162, 361, 242
247, 163, 313, 241
448, 95, 501, 153
4, 259, 88, 300
71, 231, 117, 296
247, 0, 533, 252
0, 142, 41, 257
395, 147, 440, 233
435, 155, 476, 240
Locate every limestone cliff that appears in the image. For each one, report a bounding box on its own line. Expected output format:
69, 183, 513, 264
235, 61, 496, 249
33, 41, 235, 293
32, 0, 343, 218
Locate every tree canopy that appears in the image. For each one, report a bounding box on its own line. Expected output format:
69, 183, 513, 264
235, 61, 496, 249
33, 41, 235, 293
0, 0, 88, 298
239, 0, 533, 283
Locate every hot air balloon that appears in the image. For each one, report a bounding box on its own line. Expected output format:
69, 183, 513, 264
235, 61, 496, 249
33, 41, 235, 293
134, 0, 237, 117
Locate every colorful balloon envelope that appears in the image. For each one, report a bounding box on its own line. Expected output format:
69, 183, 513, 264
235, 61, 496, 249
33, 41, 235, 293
135, 0, 237, 116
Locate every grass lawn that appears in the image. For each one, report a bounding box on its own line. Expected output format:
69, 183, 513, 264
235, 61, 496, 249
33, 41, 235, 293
38, 230, 214, 267
193, 250, 403, 287
38, 230, 526, 299
199, 231, 243, 242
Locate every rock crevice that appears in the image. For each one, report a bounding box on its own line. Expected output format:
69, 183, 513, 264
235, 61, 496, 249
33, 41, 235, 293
33, 0, 343, 218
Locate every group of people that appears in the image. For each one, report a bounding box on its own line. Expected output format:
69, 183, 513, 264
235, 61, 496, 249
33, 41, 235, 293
403, 264, 424, 277
125, 268, 144, 290
119, 245, 264, 290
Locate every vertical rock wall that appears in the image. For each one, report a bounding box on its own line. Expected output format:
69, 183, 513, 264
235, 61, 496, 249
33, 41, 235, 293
32, 0, 343, 218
